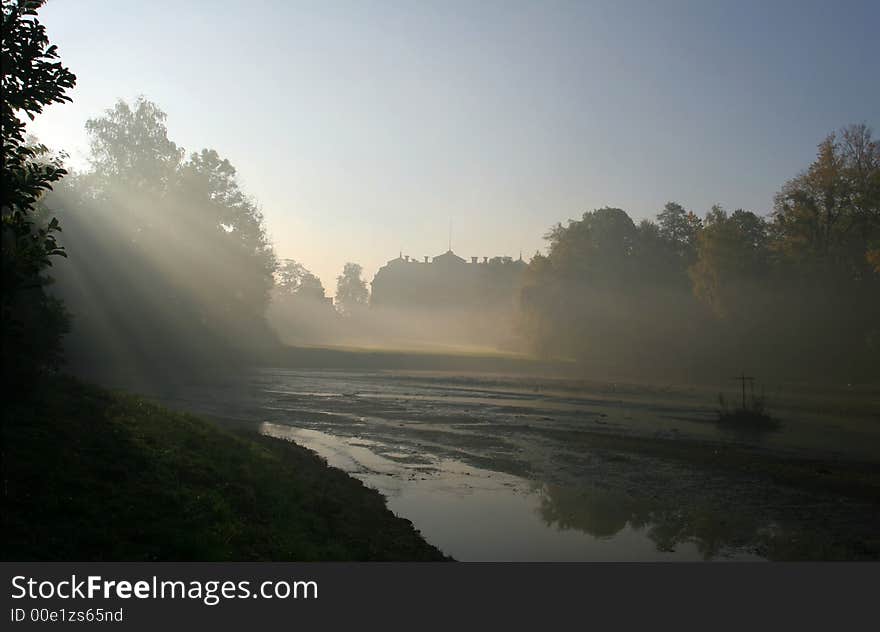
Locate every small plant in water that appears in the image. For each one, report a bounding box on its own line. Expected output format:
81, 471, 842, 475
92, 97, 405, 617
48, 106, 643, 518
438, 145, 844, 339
717, 374, 777, 429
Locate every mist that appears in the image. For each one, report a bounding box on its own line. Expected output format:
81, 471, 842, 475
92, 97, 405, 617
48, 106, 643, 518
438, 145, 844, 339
268, 300, 522, 355
267, 251, 526, 355
40, 99, 277, 385
33, 98, 878, 393
38, 97, 533, 386
6, 0, 880, 569
37, 101, 880, 387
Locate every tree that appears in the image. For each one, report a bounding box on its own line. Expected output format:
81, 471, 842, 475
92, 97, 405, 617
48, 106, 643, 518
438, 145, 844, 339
768, 125, 880, 374
634, 218, 690, 288
519, 206, 708, 370
296, 273, 326, 300
772, 124, 880, 275
1, 0, 76, 381
335, 262, 369, 316
84, 98, 183, 193
276, 259, 326, 300
656, 201, 702, 263
175, 147, 277, 322
689, 205, 769, 318
49, 98, 278, 370
542, 207, 638, 285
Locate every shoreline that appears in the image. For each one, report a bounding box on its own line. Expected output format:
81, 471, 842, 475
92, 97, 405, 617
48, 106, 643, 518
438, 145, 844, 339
1, 375, 450, 562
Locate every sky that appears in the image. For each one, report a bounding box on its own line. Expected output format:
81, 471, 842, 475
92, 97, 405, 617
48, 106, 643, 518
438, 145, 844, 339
30, 0, 880, 292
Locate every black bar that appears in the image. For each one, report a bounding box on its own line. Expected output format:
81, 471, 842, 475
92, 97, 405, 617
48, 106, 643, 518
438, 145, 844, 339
2, 563, 877, 630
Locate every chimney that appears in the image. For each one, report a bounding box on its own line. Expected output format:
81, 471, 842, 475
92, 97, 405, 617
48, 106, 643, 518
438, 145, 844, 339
483, 256, 488, 264
471, 256, 478, 264
404, 255, 410, 262
424, 256, 429, 263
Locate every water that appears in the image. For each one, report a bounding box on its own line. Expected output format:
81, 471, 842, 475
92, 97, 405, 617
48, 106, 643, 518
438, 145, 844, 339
142, 368, 877, 561
260, 424, 719, 561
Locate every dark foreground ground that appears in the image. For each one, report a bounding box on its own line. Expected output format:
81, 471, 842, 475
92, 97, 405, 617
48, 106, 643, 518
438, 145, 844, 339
0, 376, 448, 561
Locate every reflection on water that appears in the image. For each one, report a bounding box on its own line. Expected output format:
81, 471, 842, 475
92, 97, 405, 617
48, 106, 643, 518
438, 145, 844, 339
537, 484, 652, 538
536, 484, 766, 560
261, 423, 763, 561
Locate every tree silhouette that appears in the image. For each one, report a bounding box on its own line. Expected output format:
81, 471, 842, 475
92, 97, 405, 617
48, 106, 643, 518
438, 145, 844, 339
689, 206, 769, 318
335, 262, 369, 316
277, 259, 326, 300
773, 124, 880, 274
519, 125, 879, 379
49, 97, 278, 371
1, 0, 76, 382
657, 201, 702, 263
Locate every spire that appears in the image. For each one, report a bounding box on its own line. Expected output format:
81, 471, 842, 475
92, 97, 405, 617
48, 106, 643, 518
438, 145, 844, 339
448, 218, 452, 252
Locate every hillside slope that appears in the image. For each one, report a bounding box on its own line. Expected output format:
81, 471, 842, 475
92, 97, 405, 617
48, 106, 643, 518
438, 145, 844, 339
1, 376, 448, 561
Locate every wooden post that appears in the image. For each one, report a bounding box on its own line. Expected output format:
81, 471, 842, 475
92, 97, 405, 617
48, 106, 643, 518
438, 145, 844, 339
734, 372, 755, 409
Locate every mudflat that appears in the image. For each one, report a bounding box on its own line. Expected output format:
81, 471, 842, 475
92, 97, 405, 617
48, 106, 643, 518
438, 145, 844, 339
144, 365, 880, 561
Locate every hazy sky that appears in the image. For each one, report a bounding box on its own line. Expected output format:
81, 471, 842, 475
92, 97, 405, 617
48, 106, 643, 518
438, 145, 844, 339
30, 0, 879, 292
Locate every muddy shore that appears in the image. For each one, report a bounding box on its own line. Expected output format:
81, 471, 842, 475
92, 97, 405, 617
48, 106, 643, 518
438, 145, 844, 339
142, 367, 879, 560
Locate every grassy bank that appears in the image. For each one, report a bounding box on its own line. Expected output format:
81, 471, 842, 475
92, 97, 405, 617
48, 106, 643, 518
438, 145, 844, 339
1, 376, 449, 561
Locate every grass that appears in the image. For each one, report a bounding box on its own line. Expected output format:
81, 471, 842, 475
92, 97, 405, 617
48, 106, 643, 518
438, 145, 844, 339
0, 375, 449, 561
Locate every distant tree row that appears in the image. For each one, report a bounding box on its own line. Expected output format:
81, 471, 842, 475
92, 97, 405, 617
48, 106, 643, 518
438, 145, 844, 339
520, 124, 880, 380
273, 259, 369, 311
267, 259, 371, 345
6, 2, 877, 383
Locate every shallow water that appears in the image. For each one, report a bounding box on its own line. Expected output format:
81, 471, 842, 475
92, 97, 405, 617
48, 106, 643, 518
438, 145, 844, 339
260, 424, 742, 561
141, 368, 878, 561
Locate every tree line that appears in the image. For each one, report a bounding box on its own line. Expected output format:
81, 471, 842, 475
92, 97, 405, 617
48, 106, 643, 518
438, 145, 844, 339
3, 0, 877, 385
519, 127, 880, 380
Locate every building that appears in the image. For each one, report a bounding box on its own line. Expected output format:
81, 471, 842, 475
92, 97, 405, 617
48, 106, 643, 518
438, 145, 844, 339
370, 249, 527, 311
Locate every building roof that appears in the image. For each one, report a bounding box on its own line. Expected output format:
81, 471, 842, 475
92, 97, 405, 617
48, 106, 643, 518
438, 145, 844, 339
432, 250, 467, 264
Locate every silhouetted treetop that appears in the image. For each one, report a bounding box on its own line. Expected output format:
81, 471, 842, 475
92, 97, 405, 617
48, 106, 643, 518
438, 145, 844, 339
543, 207, 638, 285
335, 262, 369, 316
276, 259, 326, 300
657, 201, 702, 262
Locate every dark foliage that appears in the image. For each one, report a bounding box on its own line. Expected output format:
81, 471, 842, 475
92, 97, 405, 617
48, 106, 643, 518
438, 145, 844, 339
520, 126, 880, 381
1, 0, 76, 386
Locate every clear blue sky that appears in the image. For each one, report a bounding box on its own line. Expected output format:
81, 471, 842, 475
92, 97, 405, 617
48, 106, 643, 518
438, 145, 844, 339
30, 0, 880, 291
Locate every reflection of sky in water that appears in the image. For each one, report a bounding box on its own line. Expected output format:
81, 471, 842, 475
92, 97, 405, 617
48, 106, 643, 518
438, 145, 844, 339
260, 423, 761, 561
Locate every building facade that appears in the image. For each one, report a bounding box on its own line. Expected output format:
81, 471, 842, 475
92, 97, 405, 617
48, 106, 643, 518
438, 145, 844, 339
370, 249, 527, 310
